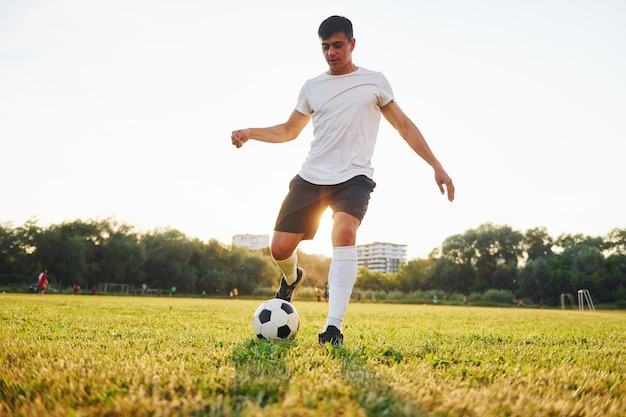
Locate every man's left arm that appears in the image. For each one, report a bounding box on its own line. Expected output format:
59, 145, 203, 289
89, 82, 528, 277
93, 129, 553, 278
381, 101, 455, 202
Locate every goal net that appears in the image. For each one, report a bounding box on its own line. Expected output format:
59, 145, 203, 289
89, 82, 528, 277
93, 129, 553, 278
100, 283, 130, 295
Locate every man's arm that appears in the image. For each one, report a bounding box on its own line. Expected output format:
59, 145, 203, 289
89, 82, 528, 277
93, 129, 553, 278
231, 110, 311, 148
381, 101, 455, 202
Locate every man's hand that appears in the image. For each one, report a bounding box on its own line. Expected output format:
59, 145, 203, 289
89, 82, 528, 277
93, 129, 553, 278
231, 129, 250, 148
434, 166, 455, 202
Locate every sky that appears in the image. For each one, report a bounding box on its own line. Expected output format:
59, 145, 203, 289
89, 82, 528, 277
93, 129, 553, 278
1, 0, 625, 259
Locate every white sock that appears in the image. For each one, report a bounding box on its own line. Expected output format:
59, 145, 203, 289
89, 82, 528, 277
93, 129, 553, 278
272, 252, 298, 285
324, 246, 357, 332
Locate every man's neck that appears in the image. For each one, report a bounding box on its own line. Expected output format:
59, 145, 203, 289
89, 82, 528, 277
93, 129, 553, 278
329, 64, 358, 76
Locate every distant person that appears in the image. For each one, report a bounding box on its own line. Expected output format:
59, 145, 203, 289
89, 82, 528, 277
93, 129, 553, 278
73, 284, 80, 295
171, 286, 176, 297
231, 16, 454, 346
37, 270, 48, 296
142, 283, 147, 296
324, 282, 330, 303
463, 296, 468, 306
233, 288, 239, 299
433, 294, 438, 305
91, 285, 97, 295
315, 287, 322, 302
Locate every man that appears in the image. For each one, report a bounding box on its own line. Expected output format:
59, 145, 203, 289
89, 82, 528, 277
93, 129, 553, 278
38, 270, 48, 296
231, 15, 454, 346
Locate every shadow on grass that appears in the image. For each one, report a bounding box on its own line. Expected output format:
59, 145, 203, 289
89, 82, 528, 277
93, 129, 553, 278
322, 343, 437, 417
207, 338, 435, 416
228, 338, 295, 410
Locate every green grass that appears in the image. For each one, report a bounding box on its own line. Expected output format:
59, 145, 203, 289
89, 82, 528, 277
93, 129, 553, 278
1, 294, 624, 417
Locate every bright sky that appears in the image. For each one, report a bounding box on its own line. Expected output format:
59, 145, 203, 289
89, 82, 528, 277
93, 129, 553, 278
1, 0, 625, 259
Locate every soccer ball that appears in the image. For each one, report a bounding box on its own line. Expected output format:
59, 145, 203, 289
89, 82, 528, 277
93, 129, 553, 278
252, 298, 300, 340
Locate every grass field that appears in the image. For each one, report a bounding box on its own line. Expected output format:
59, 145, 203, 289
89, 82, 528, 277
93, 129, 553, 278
1, 294, 625, 417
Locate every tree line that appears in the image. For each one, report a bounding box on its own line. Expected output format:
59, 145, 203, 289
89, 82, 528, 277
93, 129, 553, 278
365, 223, 626, 306
0, 218, 330, 296
1, 219, 624, 306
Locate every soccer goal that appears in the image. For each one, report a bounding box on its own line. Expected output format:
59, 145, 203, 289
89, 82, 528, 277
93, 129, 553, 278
577, 289, 595, 311
560, 293, 576, 309
100, 283, 130, 295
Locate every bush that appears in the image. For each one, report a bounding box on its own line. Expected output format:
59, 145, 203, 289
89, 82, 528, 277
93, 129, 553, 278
359, 290, 386, 302
251, 286, 276, 298
387, 291, 406, 301
481, 289, 515, 304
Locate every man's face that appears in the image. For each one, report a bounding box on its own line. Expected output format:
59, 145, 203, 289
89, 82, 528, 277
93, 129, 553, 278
320, 32, 355, 75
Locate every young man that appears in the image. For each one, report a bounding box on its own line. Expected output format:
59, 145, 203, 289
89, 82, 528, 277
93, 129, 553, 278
231, 15, 454, 346
38, 269, 48, 296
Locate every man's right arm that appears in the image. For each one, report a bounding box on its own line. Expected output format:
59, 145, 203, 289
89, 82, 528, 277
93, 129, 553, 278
231, 110, 310, 148
381, 101, 455, 202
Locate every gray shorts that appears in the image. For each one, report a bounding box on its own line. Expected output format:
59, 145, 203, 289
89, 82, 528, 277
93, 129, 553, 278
274, 175, 376, 240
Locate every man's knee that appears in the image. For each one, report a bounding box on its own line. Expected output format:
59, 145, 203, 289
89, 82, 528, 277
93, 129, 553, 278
271, 232, 304, 260
332, 212, 360, 246
270, 245, 293, 262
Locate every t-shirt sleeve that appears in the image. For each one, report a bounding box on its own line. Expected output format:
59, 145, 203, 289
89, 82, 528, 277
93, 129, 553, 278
378, 73, 395, 108
295, 82, 312, 116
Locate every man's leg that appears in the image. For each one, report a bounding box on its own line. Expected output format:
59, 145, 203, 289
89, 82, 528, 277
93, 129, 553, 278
323, 212, 359, 332
271, 231, 308, 303
271, 231, 304, 285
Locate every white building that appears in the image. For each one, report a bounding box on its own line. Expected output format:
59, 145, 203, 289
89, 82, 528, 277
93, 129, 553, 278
356, 241, 408, 273
232, 234, 270, 251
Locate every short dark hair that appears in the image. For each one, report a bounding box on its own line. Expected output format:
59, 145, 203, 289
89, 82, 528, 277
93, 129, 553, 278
318, 15, 353, 41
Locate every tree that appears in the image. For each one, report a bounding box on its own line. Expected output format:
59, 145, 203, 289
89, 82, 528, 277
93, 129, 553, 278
356, 269, 389, 292
395, 257, 434, 292
295, 249, 331, 288
99, 226, 146, 285
606, 228, 626, 255
235, 250, 276, 294
517, 257, 549, 302
0, 223, 22, 284
472, 223, 523, 291
523, 227, 554, 260
603, 254, 626, 302
141, 229, 194, 291
544, 239, 606, 303
426, 256, 474, 294
37, 220, 101, 286
435, 223, 523, 293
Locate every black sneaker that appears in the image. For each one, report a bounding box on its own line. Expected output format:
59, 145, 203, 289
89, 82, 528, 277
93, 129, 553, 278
318, 325, 344, 346
275, 267, 306, 303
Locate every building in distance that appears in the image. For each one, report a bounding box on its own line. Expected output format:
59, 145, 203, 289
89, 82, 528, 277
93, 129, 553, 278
232, 234, 270, 251
356, 241, 408, 273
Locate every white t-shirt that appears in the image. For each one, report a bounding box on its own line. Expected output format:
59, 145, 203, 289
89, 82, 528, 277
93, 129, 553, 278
295, 67, 394, 185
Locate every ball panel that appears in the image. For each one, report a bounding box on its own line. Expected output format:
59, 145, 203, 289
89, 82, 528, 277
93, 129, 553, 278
264, 298, 283, 310
260, 321, 279, 339
286, 313, 300, 331
280, 302, 295, 314
277, 325, 292, 339
258, 309, 272, 324
269, 309, 288, 326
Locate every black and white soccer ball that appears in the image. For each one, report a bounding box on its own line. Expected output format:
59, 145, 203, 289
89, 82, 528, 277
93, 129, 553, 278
252, 298, 300, 340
